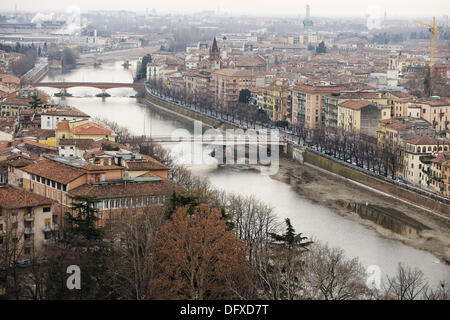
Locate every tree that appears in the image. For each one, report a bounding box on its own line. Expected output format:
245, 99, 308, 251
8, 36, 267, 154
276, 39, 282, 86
382, 263, 429, 300
254, 218, 312, 299
316, 41, 327, 54
307, 43, 315, 51
151, 205, 254, 299
28, 95, 43, 110
270, 218, 313, 250
64, 195, 103, 243
303, 243, 369, 300
167, 191, 199, 218
103, 208, 166, 299
238, 89, 251, 104
62, 48, 77, 70
136, 54, 152, 80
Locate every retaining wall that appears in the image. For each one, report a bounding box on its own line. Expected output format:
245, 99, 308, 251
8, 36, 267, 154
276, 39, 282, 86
304, 151, 450, 216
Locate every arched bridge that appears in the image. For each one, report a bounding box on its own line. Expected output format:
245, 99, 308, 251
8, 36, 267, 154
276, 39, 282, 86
32, 82, 144, 90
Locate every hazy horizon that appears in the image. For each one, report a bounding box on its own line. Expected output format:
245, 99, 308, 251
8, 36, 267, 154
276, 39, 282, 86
1, 0, 449, 19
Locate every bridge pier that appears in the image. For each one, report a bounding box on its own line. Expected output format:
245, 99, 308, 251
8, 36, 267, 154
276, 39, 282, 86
54, 88, 72, 99
96, 88, 111, 98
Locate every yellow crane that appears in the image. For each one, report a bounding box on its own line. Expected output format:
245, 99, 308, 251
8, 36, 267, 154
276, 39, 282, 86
414, 17, 441, 74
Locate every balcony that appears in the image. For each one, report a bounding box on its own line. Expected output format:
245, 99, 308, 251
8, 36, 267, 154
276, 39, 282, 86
24, 215, 34, 222
43, 224, 58, 232
24, 227, 34, 234
43, 238, 55, 245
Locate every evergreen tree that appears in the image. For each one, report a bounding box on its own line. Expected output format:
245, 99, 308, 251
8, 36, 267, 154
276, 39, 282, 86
316, 41, 327, 54
137, 54, 152, 80
28, 94, 43, 110
270, 218, 313, 250
64, 195, 103, 243
238, 89, 251, 104
167, 191, 199, 218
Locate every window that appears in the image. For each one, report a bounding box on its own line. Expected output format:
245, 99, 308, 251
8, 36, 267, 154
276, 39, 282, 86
43, 206, 51, 212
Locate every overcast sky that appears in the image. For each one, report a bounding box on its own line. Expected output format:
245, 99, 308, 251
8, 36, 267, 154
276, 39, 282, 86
2, 0, 449, 18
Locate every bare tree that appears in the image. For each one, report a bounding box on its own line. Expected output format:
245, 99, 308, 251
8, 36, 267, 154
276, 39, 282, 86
382, 263, 429, 300
302, 243, 369, 300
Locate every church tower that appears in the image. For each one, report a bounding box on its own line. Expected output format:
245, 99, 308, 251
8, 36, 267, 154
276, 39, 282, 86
209, 37, 220, 69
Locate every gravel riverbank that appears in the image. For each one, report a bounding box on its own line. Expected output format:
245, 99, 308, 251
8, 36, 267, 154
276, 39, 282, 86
269, 157, 450, 264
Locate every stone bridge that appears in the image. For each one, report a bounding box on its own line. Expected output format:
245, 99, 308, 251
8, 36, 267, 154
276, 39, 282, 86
32, 82, 144, 90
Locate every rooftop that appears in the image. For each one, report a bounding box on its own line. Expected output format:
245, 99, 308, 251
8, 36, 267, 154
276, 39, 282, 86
0, 185, 53, 209
68, 179, 175, 200
339, 100, 371, 110
21, 158, 85, 184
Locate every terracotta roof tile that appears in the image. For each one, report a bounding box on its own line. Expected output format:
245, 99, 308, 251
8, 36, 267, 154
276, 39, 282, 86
21, 159, 84, 184
0, 186, 53, 209
71, 122, 111, 136
68, 180, 176, 199
339, 100, 371, 110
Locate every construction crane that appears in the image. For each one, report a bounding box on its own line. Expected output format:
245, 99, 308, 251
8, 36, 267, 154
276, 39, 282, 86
414, 17, 441, 74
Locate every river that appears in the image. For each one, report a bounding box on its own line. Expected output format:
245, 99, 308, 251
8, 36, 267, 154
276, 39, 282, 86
40, 59, 450, 287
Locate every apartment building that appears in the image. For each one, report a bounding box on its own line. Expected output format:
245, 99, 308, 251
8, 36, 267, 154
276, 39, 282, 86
16, 156, 123, 226
338, 100, 380, 137
0, 186, 55, 258
212, 69, 258, 107
444, 162, 450, 197
40, 107, 90, 130
261, 81, 292, 122
184, 70, 213, 99
292, 84, 375, 129
415, 98, 450, 133
403, 136, 450, 187
55, 120, 116, 143
427, 152, 450, 194
377, 118, 435, 147
67, 177, 175, 228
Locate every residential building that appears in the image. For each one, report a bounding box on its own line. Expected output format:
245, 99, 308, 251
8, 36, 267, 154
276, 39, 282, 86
212, 69, 258, 107
403, 136, 450, 187
55, 120, 116, 142
415, 98, 450, 133
338, 100, 381, 137
67, 178, 175, 228
261, 80, 292, 122
40, 107, 90, 130
0, 186, 55, 257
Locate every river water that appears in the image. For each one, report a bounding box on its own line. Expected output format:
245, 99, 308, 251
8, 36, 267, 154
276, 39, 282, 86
41, 60, 450, 287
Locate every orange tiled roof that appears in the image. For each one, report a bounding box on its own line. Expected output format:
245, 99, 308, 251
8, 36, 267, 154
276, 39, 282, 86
56, 120, 70, 132
339, 100, 371, 110
71, 122, 111, 136
0, 185, 53, 209
21, 159, 84, 184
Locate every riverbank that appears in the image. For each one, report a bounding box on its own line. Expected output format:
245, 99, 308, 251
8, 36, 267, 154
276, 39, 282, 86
270, 156, 450, 264
141, 91, 450, 264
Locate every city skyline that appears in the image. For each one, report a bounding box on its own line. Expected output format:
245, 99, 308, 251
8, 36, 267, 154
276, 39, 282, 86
2, 0, 449, 18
